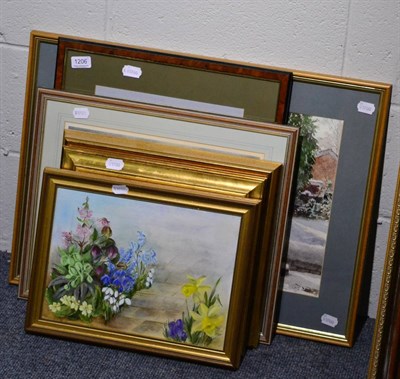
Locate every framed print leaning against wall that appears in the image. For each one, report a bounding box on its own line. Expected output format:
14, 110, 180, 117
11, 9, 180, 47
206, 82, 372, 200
276, 72, 392, 346
9, 30, 58, 284
25, 168, 263, 369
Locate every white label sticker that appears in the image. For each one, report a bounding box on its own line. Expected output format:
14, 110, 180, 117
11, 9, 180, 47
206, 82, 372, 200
105, 158, 124, 171
112, 185, 129, 195
72, 107, 90, 119
357, 101, 375, 115
71, 56, 92, 68
122, 65, 142, 78
321, 313, 338, 328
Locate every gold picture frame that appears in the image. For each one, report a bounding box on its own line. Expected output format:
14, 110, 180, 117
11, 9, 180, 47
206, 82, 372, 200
9, 31, 58, 284
60, 128, 283, 347
276, 71, 392, 346
368, 165, 400, 378
25, 168, 264, 369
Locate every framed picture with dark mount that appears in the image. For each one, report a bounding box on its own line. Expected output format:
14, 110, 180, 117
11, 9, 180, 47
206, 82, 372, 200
275, 71, 392, 346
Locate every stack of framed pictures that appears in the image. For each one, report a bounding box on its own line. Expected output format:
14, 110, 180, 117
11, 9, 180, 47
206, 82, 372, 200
13, 31, 298, 369
26, 166, 266, 368
8, 30, 393, 370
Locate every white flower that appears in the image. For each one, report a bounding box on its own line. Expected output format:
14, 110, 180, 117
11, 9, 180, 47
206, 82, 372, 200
79, 301, 93, 317
60, 295, 80, 310
145, 269, 155, 288
49, 302, 61, 313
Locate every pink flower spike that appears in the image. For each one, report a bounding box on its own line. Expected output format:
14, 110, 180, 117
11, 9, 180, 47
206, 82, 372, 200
61, 231, 73, 247
76, 224, 92, 241
78, 207, 93, 220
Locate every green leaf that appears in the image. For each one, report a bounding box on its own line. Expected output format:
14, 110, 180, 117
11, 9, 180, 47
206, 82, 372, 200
48, 276, 68, 287
74, 262, 83, 271
54, 264, 67, 276
53, 286, 69, 301
288, 113, 319, 190
91, 228, 98, 242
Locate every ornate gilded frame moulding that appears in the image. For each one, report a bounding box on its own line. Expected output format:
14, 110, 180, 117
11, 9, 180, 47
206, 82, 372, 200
61, 128, 277, 199
368, 165, 400, 379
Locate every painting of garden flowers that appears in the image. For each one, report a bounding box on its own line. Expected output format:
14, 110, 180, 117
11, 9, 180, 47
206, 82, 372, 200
44, 188, 241, 351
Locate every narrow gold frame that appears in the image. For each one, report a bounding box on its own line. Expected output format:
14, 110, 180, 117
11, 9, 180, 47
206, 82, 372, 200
276, 72, 392, 346
9, 31, 59, 284
368, 165, 400, 378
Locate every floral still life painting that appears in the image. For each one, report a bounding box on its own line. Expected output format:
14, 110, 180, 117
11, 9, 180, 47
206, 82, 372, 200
164, 275, 224, 347
46, 197, 157, 323
40, 187, 239, 353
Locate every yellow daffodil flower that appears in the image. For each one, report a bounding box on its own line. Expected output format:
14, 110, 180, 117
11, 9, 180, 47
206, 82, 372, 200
181, 275, 211, 299
190, 303, 224, 338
